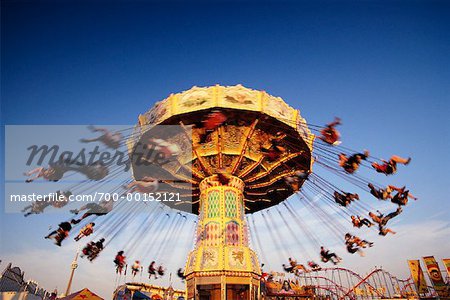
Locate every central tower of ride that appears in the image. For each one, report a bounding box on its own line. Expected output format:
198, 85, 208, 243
129, 85, 314, 300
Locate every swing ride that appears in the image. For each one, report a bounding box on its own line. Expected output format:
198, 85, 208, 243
127, 85, 316, 299
22, 85, 428, 300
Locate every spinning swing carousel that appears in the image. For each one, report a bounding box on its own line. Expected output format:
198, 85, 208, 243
127, 85, 315, 300
17, 83, 424, 300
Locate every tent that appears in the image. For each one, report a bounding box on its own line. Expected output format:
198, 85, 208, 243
59, 288, 104, 300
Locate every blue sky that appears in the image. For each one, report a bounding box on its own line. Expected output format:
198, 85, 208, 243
1, 0, 450, 298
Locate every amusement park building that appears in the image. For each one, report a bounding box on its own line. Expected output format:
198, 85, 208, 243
0, 262, 52, 300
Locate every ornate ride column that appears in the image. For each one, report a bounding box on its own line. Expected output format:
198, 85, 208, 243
129, 85, 314, 300
184, 175, 261, 300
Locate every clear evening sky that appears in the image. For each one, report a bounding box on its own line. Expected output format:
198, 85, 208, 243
1, 0, 449, 298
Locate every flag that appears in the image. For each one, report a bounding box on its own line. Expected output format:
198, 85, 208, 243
423, 256, 449, 298
407, 260, 428, 294
443, 259, 450, 278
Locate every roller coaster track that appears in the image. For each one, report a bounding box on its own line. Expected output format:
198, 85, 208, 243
289, 266, 417, 299
304, 275, 348, 295
339, 268, 384, 300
